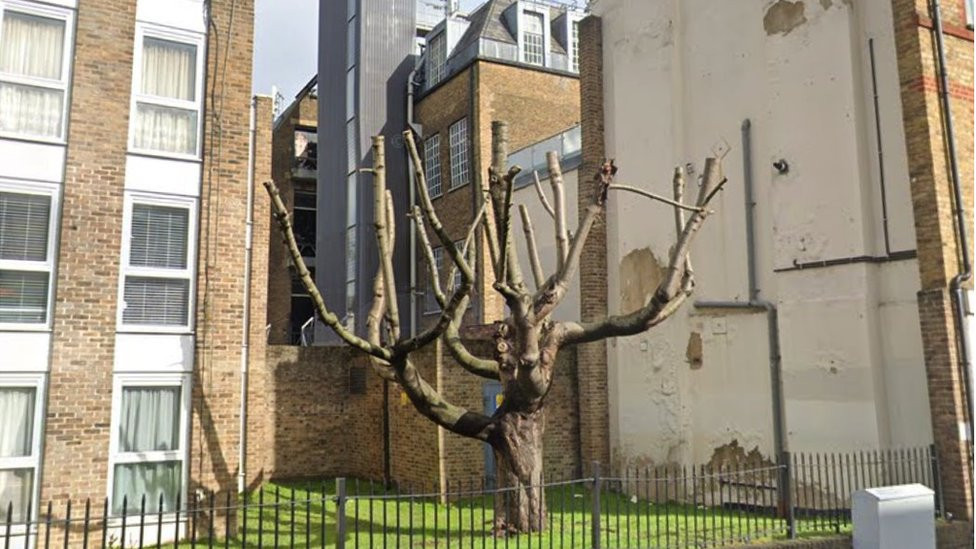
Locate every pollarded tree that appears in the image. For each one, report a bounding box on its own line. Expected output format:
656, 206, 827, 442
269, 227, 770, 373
264, 121, 727, 534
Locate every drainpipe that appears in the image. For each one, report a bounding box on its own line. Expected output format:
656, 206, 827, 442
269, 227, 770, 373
932, 0, 973, 453
237, 96, 257, 495
693, 119, 791, 535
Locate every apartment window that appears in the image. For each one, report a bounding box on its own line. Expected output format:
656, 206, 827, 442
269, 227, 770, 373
0, 2, 72, 140
426, 32, 446, 88
451, 240, 464, 292
425, 247, 444, 313
0, 184, 57, 326
119, 197, 195, 330
424, 134, 442, 198
522, 11, 545, 66
449, 118, 469, 189
967, 0, 974, 29
570, 21, 580, 72
0, 377, 42, 524
130, 29, 203, 156
109, 376, 187, 515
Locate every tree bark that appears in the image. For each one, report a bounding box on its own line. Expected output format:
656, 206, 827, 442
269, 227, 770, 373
490, 408, 547, 534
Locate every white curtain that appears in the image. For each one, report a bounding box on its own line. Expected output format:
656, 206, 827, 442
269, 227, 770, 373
0, 11, 66, 138
0, 388, 35, 522
134, 38, 197, 154
0, 11, 65, 79
0, 82, 63, 137
132, 103, 197, 154
113, 462, 180, 514
0, 388, 34, 458
140, 38, 195, 100
118, 387, 180, 452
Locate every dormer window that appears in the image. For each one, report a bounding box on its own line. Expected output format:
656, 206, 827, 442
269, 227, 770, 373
570, 20, 580, 72
426, 32, 446, 88
522, 11, 545, 66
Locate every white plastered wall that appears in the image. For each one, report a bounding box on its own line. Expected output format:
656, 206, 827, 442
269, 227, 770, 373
592, 0, 931, 467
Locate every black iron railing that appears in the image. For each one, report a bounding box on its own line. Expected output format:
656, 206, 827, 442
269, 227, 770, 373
0, 445, 941, 548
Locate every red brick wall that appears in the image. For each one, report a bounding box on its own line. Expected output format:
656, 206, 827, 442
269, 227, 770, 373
576, 15, 611, 468
890, 0, 975, 520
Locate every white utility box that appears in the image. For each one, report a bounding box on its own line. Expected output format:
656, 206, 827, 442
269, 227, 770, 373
852, 484, 935, 549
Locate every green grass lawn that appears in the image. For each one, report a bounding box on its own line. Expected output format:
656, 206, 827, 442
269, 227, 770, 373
159, 479, 845, 549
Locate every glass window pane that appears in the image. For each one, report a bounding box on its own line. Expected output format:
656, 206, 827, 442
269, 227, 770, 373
424, 135, 441, 197
0, 469, 33, 522
129, 205, 188, 269
522, 12, 545, 66
122, 276, 189, 326
0, 270, 48, 323
0, 191, 50, 262
113, 461, 180, 514
133, 103, 198, 155
0, 387, 35, 457
0, 82, 63, 138
0, 11, 65, 79
118, 387, 181, 452
141, 37, 196, 101
449, 118, 469, 189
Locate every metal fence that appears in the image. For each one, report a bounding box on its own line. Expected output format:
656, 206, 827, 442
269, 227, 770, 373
1, 446, 941, 549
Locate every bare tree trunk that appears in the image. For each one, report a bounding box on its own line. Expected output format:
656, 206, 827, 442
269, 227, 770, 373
491, 408, 547, 534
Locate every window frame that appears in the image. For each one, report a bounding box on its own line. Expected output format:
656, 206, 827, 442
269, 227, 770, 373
0, 179, 60, 330
448, 117, 469, 190
520, 9, 546, 67
424, 133, 442, 198
570, 19, 580, 73
0, 374, 44, 527
127, 24, 205, 160
106, 373, 190, 517
0, 0, 74, 143
426, 30, 446, 89
116, 192, 197, 333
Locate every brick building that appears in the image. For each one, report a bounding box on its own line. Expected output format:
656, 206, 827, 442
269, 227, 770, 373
267, 77, 318, 345
578, 0, 973, 526
0, 0, 270, 542
415, 0, 585, 328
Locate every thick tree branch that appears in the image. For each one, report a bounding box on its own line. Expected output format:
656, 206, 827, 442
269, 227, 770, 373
547, 152, 570, 271
558, 157, 727, 347
372, 136, 400, 340
413, 206, 446, 308
264, 180, 390, 360
392, 357, 493, 440
518, 204, 545, 289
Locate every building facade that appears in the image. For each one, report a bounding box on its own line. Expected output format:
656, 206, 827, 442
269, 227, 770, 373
415, 0, 585, 328
267, 78, 318, 345
578, 0, 972, 521
0, 0, 269, 540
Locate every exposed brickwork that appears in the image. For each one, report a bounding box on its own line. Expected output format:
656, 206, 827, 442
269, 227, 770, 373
256, 346, 383, 481
40, 0, 137, 505
414, 60, 581, 328
576, 15, 611, 468
890, 0, 975, 520
190, 0, 264, 507
267, 92, 318, 345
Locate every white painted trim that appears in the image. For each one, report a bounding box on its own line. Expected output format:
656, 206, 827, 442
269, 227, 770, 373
0, 0, 75, 143
0, 179, 60, 330
113, 333, 194, 373
127, 23, 205, 160
124, 154, 201, 197
105, 372, 191, 516
116, 192, 198, 333
0, 373, 46, 526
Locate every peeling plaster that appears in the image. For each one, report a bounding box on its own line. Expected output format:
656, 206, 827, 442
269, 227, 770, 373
707, 439, 772, 470
686, 332, 703, 370
763, 0, 807, 36
619, 247, 664, 314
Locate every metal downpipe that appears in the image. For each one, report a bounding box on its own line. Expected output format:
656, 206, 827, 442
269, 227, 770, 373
931, 0, 973, 465
237, 96, 257, 494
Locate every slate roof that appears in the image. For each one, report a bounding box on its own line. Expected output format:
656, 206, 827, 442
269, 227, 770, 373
450, 0, 569, 60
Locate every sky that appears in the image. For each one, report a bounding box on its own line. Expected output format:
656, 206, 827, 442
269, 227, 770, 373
251, 0, 565, 100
